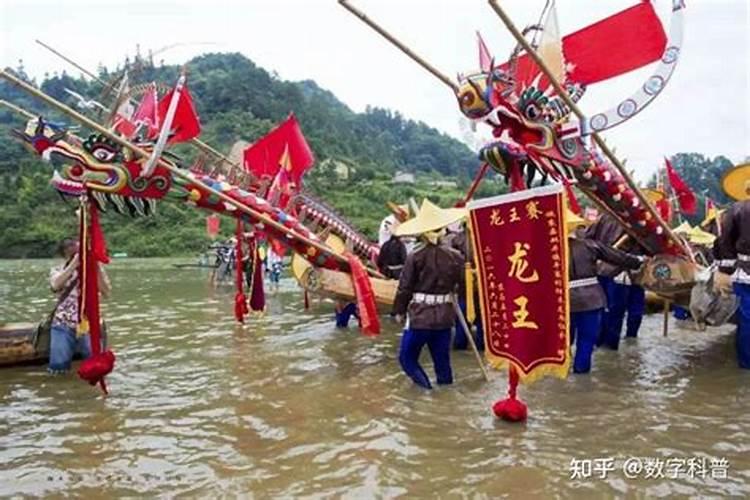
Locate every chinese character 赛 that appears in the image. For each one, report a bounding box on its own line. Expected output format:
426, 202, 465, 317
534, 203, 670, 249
526, 200, 541, 220
489, 209, 505, 226
511, 296, 539, 329
507, 242, 539, 283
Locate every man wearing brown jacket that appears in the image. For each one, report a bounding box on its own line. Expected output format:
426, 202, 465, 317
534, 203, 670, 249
567, 212, 644, 373
393, 200, 465, 389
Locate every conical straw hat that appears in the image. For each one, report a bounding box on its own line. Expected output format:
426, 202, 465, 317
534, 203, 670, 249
565, 209, 588, 233
395, 199, 466, 236
722, 162, 750, 201
686, 226, 716, 246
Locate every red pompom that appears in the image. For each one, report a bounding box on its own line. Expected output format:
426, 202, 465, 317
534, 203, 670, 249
492, 397, 528, 422
78, 350, 115, 387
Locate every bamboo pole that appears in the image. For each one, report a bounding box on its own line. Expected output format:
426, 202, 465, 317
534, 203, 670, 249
0, 99, 36, 120
0, 69, 375, 276
452, 294, 491, 382
34, 39, 248, 178
338, 0, 458, 92
662, 300, 670, 337
486, 0, 690, 258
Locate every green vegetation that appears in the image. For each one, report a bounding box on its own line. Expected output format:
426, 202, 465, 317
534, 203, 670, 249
0, 53, 736, 258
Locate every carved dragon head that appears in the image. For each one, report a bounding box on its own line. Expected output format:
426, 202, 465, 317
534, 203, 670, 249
13, 118, 173, 216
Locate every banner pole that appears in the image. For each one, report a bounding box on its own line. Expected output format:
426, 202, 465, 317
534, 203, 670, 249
452, 295, 490, 382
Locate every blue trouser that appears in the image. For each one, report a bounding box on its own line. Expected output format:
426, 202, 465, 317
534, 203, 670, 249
453, 298, 484, 351
399, 328, 453, 389
673, 305, 691, 320
734, 283, 750, 369
335, 303, 359, 328
603, 283, 645, 350
49, 323, 91, 373
570, 309, 602, 374
597, 276, 615, 346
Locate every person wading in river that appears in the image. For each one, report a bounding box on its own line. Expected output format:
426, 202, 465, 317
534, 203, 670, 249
392, 200, 464, 389
713, 180, 750, 369
567, 211, 645, 374
48, 238, 111, 374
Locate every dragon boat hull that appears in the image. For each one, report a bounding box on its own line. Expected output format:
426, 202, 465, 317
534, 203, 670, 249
291, 253, 397, 306
0, 322, 108, 368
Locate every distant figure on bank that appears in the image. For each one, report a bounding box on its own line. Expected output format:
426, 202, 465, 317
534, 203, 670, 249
713, 185, 750, 369
392, 200, 464, 389
567, 212, 644, 374
442, 223, 484, 351
267, 248, 283, 291
377, 233, 407, 280
48, 238, 111, 374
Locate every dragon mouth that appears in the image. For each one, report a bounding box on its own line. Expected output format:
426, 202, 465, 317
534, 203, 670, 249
50, 170, 158, 217
51, 170, 85, 196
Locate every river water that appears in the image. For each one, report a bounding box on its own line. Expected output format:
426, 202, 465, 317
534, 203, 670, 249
0, 258, 748, 497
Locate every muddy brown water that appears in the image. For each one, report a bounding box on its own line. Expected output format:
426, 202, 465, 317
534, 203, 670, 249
0, 258, 748, 498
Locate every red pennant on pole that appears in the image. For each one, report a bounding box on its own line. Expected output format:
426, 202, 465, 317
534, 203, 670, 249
665, 158, 697, 215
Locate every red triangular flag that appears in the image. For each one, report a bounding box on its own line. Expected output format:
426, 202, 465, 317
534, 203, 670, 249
156, 84, 201, 144
665, 158, 696, 215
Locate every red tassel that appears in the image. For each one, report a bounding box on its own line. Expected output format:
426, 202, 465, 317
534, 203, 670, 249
248, 239, 266, 312
492, 366, 528, 422
78, 194, 114, 394
563, 178, 582, 215
78, 351, 115, 393
344, 253, 380, 336
234, 219, 247, 323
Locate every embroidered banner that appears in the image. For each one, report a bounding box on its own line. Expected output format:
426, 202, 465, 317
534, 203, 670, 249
467, 184, 570, 383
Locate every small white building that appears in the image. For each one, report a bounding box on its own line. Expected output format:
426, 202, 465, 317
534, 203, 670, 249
393, 171, 415, 184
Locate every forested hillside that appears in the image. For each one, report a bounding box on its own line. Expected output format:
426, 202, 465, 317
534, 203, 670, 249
0, 52, 738, 258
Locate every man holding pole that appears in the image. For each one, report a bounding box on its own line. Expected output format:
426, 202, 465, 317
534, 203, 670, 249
392, 200, 465, 389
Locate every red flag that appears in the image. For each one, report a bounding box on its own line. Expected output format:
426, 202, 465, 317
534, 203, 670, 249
500, 2, 666, 89
665, 158, 697, 215
156, 83, 201, 144
206, 214, 220, 240
267, 144, 295, 210
242, 113, 314, 184
133, 82, 160, 140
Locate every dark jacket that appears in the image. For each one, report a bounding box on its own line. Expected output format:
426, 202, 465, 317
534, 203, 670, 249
713, 200, 750, 278
569, 237, 642, 312
393, 243, 463, 330
586, 213, 646, 278
377, 235, 407, 280
441, 230, 474, 298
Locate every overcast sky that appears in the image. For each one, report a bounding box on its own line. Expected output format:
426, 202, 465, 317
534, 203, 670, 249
2, 0, 748, 182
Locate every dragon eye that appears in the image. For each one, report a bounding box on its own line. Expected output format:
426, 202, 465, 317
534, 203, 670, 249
460, 91, 476, 106
90, 145, 117, 163
525, 104, 541, 120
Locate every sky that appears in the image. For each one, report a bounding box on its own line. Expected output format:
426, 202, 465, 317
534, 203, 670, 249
2, 0, 748, 182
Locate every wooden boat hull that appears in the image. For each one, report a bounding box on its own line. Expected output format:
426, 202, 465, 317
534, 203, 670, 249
0, 322, 49, 367
292, 253, 397, 306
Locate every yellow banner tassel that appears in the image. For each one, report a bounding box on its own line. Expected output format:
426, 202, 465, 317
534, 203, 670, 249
77, 316, 90, 337
465, 263, 476, 324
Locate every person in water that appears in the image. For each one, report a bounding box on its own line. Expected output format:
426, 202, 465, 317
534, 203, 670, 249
442, 223, 484, 351
392, 200, 464, 389
567, 211, 644, 374
713, 180, 750, 369
48, 238, 111, 374
377, 233, 407, 280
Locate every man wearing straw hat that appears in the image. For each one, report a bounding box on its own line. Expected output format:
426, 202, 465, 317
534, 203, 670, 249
713, 177, 750, 369
566, 210, 644, 373
392, 200, 465, 389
